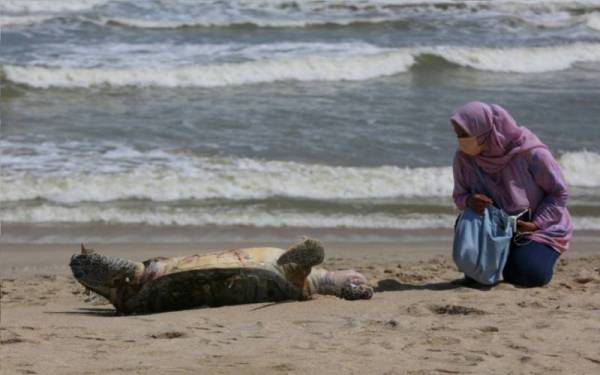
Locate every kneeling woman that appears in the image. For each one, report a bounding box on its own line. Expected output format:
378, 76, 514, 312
450, 101, 572, 287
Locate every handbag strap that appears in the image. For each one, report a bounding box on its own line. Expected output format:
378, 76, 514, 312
469, 158, 498, 207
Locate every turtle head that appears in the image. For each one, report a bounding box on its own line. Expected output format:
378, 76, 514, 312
310, 269, 373, 300
70, 244, 143, 302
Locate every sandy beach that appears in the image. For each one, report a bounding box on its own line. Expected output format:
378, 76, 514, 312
3, 1, 600, 374
2, 236, 599, 375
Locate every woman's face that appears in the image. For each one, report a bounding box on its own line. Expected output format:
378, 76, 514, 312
452, 119, 483, 156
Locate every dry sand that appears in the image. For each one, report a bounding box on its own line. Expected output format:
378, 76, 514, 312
1, 238, 600, 374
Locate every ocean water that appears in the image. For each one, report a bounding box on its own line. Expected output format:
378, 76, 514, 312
2, 0, 600, 242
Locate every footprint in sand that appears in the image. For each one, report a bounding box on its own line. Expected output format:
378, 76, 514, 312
365, 319, 401, 330
405, 303, 431, 316
573, 270, 598, 284
477, 326, 499, 333
1, 337, 27, 345
16, 369, 38, 375
425, 335, 461, 346
292, 319, 323, 326
517, 300, 546, 308
149, 331, 187, 339
291, 340, 318, 350
271, 363, 295, 372
378, 340, 395, 350
452, 352, 485, 366
0, 331, 31, 345
239, 321, 270, 339
429, 304, 486, 315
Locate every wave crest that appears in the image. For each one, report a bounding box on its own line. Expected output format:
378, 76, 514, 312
3, 43, 599, 88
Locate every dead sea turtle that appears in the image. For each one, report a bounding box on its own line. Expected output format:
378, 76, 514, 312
70, 238, 373, 315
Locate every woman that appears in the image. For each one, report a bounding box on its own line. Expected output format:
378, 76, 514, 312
450, 101, 572, 287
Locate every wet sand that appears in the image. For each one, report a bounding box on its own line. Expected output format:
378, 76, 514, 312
1, 238, 599, 374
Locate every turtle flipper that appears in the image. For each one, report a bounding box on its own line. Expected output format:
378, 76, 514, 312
276, 238, 324, 293
340, 284, 374, 300
277, 237, 324, 268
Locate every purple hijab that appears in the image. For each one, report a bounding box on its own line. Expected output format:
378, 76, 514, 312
450, 101, 546, 174
450, 101, 573, 253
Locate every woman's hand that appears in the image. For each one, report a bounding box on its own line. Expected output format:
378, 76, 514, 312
517, 220, 538, 233
467, 193, 493, 214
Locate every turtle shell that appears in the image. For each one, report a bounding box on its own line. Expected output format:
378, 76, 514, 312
121, 247, 303, 314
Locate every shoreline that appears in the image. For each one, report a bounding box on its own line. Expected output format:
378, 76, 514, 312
2, 222, 600, 244
1, 234, 598, 279
1, 222, 457, 244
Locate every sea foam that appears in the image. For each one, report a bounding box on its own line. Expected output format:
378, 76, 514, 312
0, 159, 454, 203
587, 12, 600, 31
0, 204, 457, 229
4, 0, 600, 30
0, 0, 108, 13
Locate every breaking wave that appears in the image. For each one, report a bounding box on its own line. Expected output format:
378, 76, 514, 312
2, 138, 598, 229
93, 15, 397, 29
0, 205, 457, 229
4, 41, 384, 70
3, 43, 599, 88
1, 160, 454, 203
0, 52, 412, 88
1, 138, 598, 204
2, 204, 600, 230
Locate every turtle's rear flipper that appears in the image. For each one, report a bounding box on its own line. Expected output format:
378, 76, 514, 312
340, 284, 374, 300
277, 237, 324, 268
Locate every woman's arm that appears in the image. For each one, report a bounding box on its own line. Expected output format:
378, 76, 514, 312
528, 148, 569, 228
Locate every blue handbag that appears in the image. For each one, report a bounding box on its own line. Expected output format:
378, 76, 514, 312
452, 160, 518, 285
